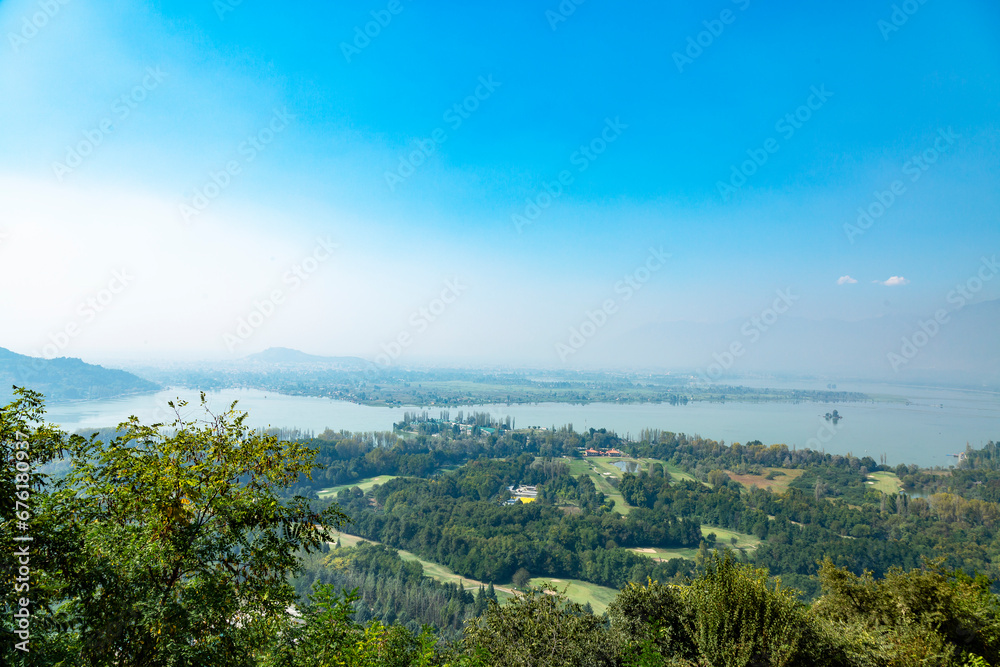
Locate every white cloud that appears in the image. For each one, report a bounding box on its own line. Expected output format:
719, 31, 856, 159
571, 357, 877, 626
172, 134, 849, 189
875, 276, 910, 286
837, 275, 857, 285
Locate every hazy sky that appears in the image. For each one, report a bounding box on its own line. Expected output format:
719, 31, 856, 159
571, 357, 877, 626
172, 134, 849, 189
1, 0, 998, 368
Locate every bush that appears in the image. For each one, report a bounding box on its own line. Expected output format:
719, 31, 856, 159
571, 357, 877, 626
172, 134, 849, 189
682, 554, 814, 666
609, 580, 695, 660
812, 558, 1000, 666
511, 567, 532, 588
610, 554, 825, 667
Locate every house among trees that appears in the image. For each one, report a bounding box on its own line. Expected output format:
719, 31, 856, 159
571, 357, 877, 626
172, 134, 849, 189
505, 485, 538, 505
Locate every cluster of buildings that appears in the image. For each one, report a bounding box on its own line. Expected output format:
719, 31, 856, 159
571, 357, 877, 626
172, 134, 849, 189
446, 423, 498, 436
581, 447, 625, 457
402, 418, 501, 438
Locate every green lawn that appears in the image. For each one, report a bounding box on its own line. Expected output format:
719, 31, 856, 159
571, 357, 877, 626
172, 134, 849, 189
867, 471, 903, 494
564, 457, 594, 476
629, 546, 701, 561
662, 461, 697, 483
317, 475, 400, 497
629, 525, 760, 562
528, 577, 620, 614
701, 525, 760, 549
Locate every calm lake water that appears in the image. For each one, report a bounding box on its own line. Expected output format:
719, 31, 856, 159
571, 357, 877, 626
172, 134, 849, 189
42, 382, 1000, 468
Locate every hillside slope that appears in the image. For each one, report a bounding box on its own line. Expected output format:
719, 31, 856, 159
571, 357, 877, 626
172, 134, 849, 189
0, 347, 159, 401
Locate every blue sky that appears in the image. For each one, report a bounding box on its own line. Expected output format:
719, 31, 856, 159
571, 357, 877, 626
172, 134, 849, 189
0, 0, 998, 366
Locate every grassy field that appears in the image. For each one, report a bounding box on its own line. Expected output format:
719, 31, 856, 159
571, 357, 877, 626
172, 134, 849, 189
630, 525, 760, 562
528, 577, 620, 614
662, 461, 697, 483
867, 471, 903, 494
629, 546, 701, 560
331, 532, 515, 602
725, 468, 804, 494
317, 475, 400, 497
701, 525, 760, 549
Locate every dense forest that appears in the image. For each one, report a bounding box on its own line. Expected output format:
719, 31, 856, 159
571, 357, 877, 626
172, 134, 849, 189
288, 418, 1000, 600
4, 388, 1000, 666
333, 463, 700, 589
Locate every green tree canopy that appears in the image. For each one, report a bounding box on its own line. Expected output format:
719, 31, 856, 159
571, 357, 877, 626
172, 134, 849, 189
2, 391, 347, 667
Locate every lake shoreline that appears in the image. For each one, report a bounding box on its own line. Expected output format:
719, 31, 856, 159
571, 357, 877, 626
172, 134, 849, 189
39, 384, 1000, 468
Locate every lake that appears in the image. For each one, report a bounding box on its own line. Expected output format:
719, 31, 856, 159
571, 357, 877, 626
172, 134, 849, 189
41, 382, 1000, 468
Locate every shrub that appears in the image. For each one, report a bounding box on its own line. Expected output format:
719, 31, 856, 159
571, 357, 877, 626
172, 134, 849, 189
462, 590, 615, 667
812, 558, 1000, 666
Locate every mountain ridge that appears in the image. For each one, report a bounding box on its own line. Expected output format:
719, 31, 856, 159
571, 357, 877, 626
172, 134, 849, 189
0, 347, 160, 402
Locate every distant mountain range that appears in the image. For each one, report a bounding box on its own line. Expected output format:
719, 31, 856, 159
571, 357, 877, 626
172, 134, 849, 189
600, 298, 1000, 387
0, 347, 159, 402
241, 347, 373, 370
